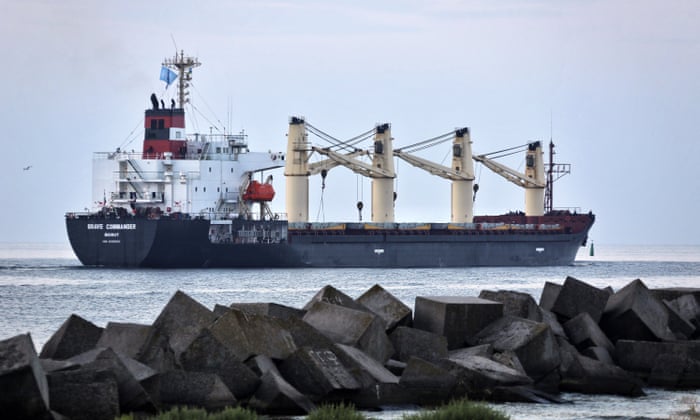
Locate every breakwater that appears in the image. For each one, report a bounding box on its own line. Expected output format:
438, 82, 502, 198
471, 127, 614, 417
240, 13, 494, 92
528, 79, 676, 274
1, 276, 699, 419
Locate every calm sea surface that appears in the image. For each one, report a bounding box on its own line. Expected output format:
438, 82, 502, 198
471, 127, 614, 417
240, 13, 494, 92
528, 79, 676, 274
1, 242, 699, 419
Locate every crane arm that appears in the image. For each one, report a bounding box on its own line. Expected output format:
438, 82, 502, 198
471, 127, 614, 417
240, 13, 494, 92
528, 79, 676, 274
394, 150, 474, 181
473, 155, 544, 188
312, 146, 394, 178
307, 150, 367, 175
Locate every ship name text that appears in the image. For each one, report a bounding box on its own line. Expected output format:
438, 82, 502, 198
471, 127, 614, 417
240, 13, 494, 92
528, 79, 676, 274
87, 223, 137, 230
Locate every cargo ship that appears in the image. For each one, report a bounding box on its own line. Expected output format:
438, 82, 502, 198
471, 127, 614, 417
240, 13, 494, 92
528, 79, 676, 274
65, 52, 594, 268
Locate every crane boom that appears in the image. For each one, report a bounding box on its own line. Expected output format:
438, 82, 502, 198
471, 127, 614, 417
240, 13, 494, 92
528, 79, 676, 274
473, 141, 546, 216
311, 146, 394, 178
394, 127, 475, 222
473, 154, 544, 188
307, 150, 367, 175
394, 151, 474, 181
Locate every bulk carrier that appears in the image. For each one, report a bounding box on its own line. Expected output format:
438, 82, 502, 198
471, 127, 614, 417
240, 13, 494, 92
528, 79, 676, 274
65, 52, 594, 268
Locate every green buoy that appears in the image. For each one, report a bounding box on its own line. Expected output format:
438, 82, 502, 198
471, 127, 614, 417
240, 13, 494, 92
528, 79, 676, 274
589, 242, 595, 257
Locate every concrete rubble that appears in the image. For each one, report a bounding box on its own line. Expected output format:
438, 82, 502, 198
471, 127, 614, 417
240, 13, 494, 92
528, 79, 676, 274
1, 278, 698, 418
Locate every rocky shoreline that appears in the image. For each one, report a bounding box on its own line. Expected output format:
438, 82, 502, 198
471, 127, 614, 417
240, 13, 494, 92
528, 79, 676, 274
1, 276, 699, 419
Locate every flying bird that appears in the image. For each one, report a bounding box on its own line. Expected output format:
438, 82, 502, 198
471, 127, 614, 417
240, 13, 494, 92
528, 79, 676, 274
23, 165, 32, 171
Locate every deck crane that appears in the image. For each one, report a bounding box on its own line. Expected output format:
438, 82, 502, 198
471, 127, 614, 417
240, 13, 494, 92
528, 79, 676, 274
284, 117, 394, 223
310, 123, 396, 223
473, 142, 546, 216
393, 128, 476, 223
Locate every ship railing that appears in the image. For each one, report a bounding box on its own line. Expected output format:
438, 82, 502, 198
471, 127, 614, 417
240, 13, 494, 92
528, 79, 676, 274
549, 207, 583, 214
208, 211, 288, 222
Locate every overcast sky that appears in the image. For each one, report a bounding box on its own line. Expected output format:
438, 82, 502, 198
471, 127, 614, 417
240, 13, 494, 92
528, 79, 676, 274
1, 0, 699, 245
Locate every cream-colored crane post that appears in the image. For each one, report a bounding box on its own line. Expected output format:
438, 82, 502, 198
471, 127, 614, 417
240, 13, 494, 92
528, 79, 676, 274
284, 117, 309, 223
524, 142, 545, 216
371, 123, 395, 223
451, 128, 475, 223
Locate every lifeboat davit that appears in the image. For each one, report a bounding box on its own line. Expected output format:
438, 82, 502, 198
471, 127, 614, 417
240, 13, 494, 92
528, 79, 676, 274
243, 180, 275, 201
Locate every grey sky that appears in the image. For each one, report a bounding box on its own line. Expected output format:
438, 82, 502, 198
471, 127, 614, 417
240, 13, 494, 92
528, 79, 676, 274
1, 0, 698, 245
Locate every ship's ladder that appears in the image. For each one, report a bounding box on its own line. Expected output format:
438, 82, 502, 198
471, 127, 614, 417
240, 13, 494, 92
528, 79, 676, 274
125, 159, 146, 197
199, 142, 210, 160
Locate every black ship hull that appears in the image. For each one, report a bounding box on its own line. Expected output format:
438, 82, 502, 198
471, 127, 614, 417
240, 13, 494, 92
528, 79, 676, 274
66, 214, 592, 268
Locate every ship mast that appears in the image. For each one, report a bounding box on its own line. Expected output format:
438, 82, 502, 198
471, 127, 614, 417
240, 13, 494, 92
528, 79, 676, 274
544, 140, 571, 213
162, 51, 201, 108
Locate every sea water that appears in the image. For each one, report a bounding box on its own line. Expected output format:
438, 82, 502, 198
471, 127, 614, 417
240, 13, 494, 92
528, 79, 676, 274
1, 242, 699, 419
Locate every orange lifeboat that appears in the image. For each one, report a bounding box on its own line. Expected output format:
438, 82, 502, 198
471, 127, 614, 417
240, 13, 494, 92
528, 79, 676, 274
243, 180, 275, 201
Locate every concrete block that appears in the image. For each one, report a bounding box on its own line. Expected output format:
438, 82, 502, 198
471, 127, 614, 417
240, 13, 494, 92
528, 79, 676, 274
303, 284, 369, 313
392, 357, 457, 406
213, 304, 231, 318
335, 343, 399, 386
473, 315, 561, 380
66, 347, 157, 413
601, 279, 675, 342
615, 340, 700, 374
666, 294, 700, 329
679, 358, 700, 388
399, 356, 457, 393
398, 357, 457, 404
135, 327, 178, 373
0, 333, 50, 419
563, 312, 614, 354
648, 353, 687, 388
479, 290, 542, 321
276, 315, 337, 350
40, 358, 76, 373
278, 347, 361, 398
96, 322, 152, 359
246, 354, 280, 377
541, 276, 610, 323
389, 326, 448, 363
48, 367, 120, 420
541, 309, 566, 337
344, 382, 408, 409
116, 353, 158, 383
581, 346, 614, 365
39, 314, 103, 360
230, 302, 305, 320
560, 355, 644, 396
556, 336, 585, 380
448, 344, 493, 359
490, 385, 566, 403
248, 369, 316, 415
180, 328, 260, 399
303, 301, 394, 363
158, 370, 236, 411
385, 359, 406, 376
414, 296, 503, 349
443, 353, 533, 398
538, 282, 562, 312
651, 287, 700, 303
357, 284, 412, 331
663, 299, 696, 339
149, 290, 216, 361
208, 308, 297, 361
492, 350, 527, 377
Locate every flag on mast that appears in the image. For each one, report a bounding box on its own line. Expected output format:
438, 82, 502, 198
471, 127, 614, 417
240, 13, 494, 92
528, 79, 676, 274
160, 66, 177, 87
